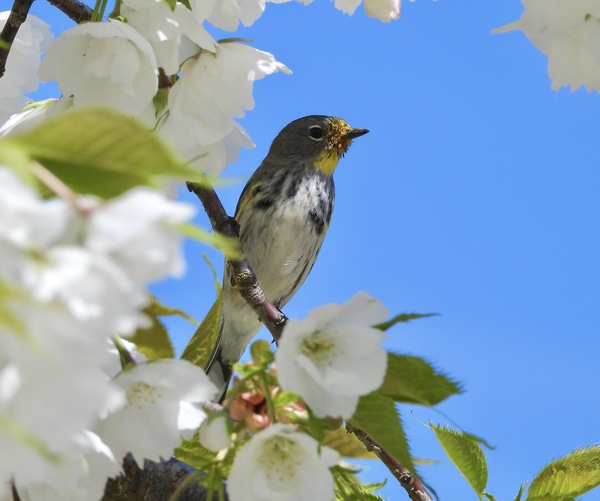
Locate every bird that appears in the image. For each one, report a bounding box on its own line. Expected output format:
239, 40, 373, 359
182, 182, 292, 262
205, 115, 368, 402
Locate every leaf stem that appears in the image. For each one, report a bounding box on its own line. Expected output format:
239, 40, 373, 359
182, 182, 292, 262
258, 371, 277, 424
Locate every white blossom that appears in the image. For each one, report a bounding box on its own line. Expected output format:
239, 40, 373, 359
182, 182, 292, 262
494, 0, 600, 93
13, 431, 121, 501
228, 424, 338, 501
364, 0, 400, 22
158, 41, 289, 172
196, 0, 265, 31
0, 309, 117, 494
0, 12, 53, 124
199, 413, 233, 452
183, 122, 254, 175
0, 167, 70, 250
96, 359, 217, 465
86, 188, 195, 286
38, 20, 158, 119
122, 0, 216, 74
334, 0, 362, 16
276, 292, 388, 419
24, 247, 147, 337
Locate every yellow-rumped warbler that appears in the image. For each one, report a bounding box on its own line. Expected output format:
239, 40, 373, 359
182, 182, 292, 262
206, 115, 368, 401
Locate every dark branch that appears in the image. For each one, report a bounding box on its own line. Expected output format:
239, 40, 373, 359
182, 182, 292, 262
186, 180, 287, 344
346, 424, 434, 501
102, 454, 227, 501
46, 0, 92, 23
0, 0, 36, 79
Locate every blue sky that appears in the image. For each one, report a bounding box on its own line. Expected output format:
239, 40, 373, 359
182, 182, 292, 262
26, 1, 600, 499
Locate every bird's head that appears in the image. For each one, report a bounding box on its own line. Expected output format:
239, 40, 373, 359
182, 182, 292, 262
268, 115, 369, 174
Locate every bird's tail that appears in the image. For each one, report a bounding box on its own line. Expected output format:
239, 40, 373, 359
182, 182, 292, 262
205, 338, 234, 404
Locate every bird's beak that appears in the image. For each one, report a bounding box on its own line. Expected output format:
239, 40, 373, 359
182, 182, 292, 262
343, 128, 369, 140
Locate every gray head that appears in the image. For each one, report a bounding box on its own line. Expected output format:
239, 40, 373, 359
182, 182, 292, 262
266, 115, 368, 174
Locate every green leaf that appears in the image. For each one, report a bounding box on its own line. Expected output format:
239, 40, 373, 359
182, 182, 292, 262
180, 298, 221, 369
178, 222, 241, 259
174, 432, 216, 469
432, 424, 488, 498
349, 392, 416, 474
514, 483, 527, 501
526, 445, 600, 500
250, 340, 274, 367
152, 87, 170, 116
374, 312, 438, 331
128, 314, 175, 361
180, 254, 222, 368
8, 108, 203, 198
333, 465, 386, 501
323, 427, 376, 459
162, 0, 177, 11
377, 353, 462, 405
145, 295, 198, 325
0, 142, 35, 179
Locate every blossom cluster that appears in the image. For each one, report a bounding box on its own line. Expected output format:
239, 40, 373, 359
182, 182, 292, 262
494, 0, 600, 93
197, 292, 389, 501
0, 167, 217, 500
1, 0, 400, 177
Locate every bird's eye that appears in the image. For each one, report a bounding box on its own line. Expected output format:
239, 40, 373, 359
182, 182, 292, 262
308, 125, 324, 140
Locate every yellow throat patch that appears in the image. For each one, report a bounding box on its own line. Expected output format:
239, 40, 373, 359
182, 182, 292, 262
314, 150, 341, 175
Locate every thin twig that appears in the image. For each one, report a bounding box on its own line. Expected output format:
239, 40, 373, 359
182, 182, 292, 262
0, 0, 36, 79
186, 180, 287, 344
46, 0, 93, 23
346, 423, 434, 501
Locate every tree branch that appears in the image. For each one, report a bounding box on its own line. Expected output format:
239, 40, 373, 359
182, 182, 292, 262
102, 454, 227, 501
186, 181, 287, 344
0, 0, 36, 79
46, 0, 92, 23
187, 179, 431, 498
346, 424, 434, 501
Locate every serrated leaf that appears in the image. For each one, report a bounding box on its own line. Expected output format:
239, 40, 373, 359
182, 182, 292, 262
378, 353, 462, 405
349, 392, 416, 474
174, 432, 216, 469
374, 312, 438, 331
333, 465, 386, 501
323, 427, 376, 459
514, 483, 527, 501
180, 298, 222, 369
128, 314, 175, 360
180, 255, 223, 369
526, 445, 600, 500
432, 424, 488, 498
8, 108, 203, 198
463, 430, 496, 451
